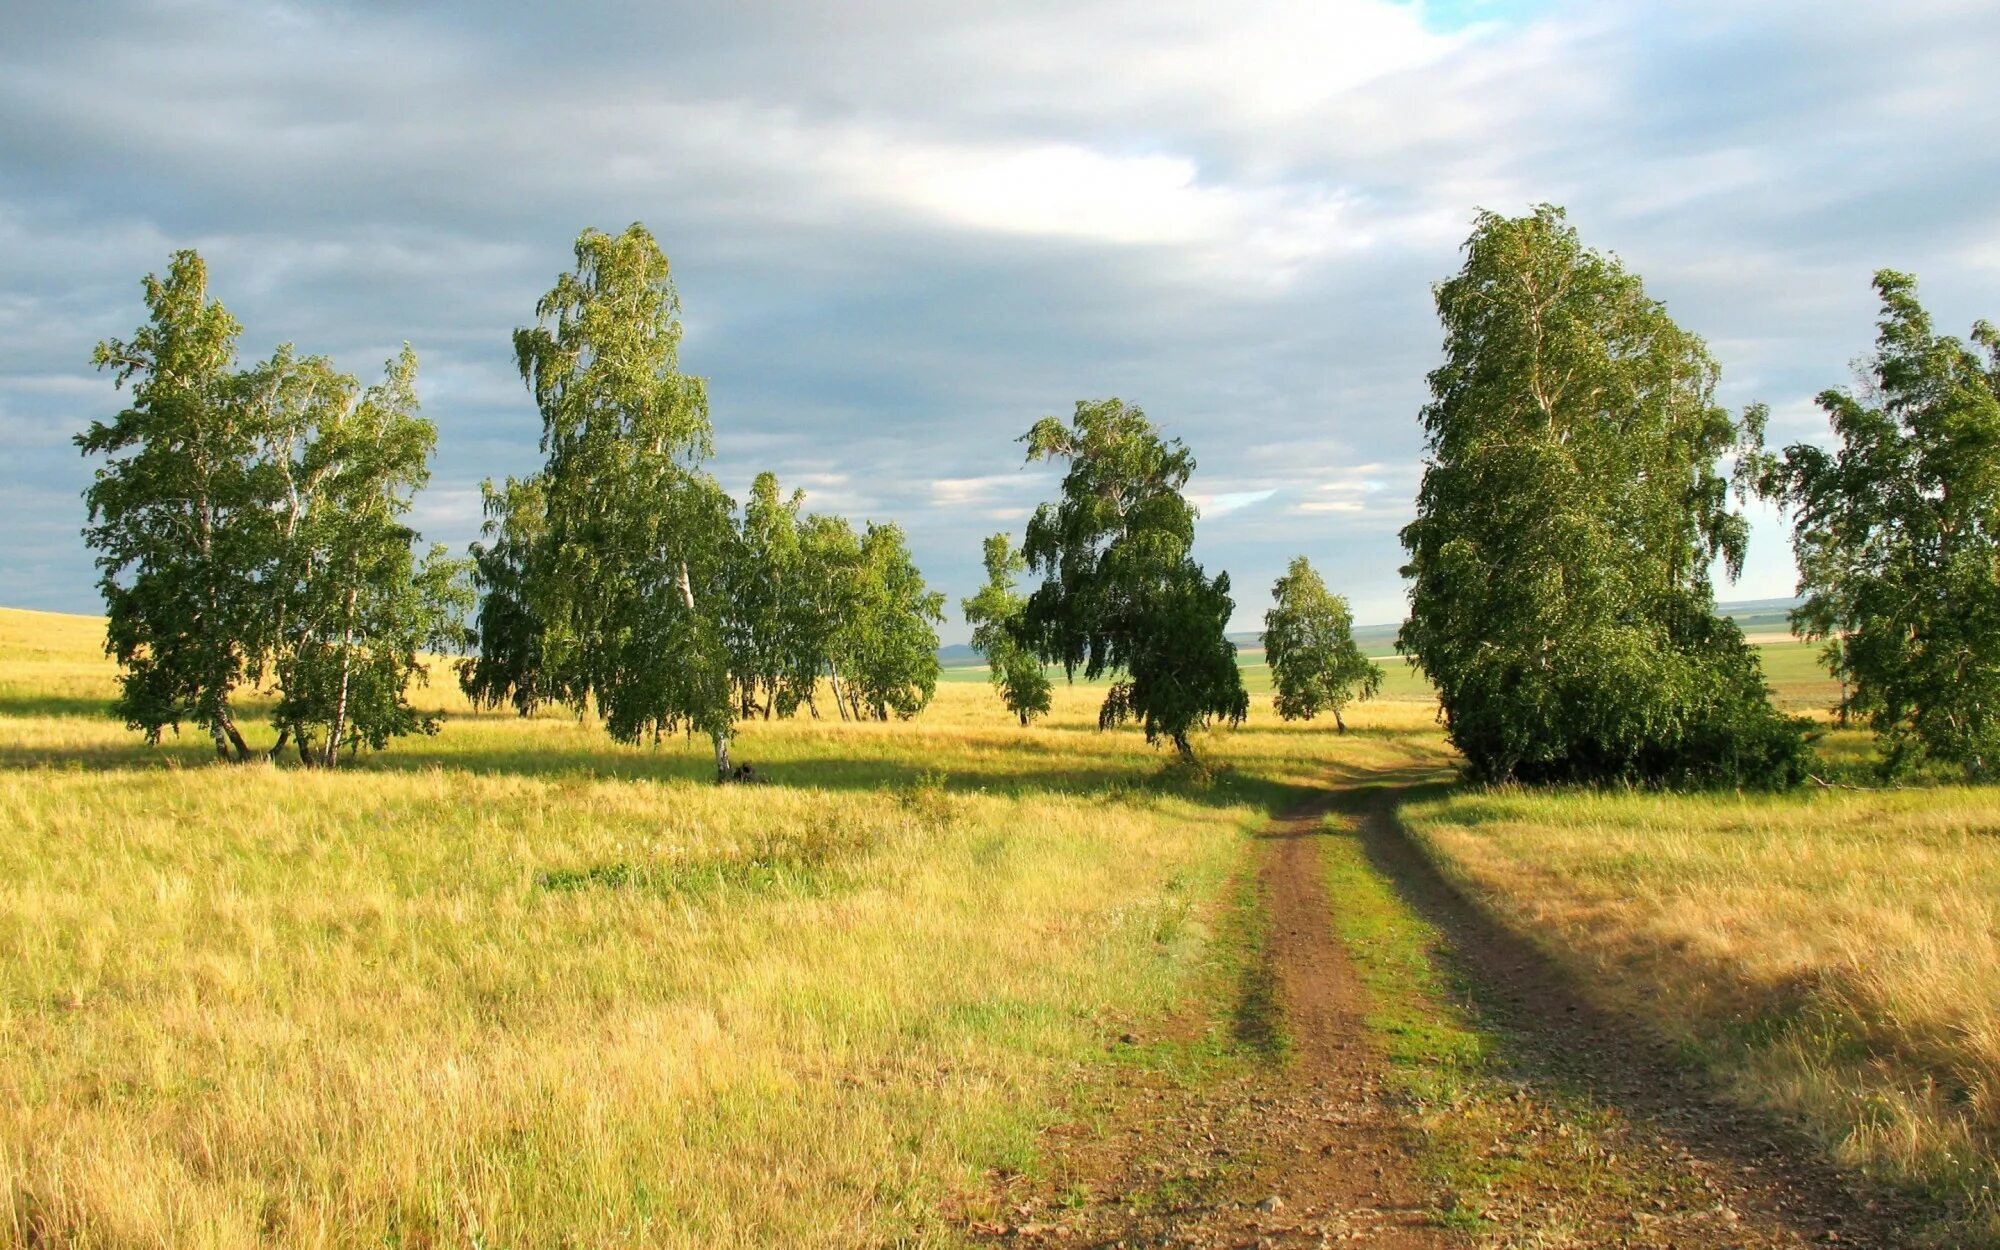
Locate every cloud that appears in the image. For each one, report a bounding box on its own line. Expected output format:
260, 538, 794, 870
2, 0, 1997, 636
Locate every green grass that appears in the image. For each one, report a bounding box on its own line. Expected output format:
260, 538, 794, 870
0, 607, 1444, 1248
0, 609, 1291, 1247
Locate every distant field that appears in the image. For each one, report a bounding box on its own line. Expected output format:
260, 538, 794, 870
943, 634, 1840, 711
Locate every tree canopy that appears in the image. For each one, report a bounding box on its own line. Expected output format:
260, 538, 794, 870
80, 251, 467, 766
505, 222, 740, 775
1263, 556, 1378, 731
1016, 399, 1248, 759
1754, 271, 2000, 778
460, 229, 948, 766
1397, 206, 1809, 787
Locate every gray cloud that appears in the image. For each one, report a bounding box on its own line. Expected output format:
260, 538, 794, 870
4, 0, 1998, 636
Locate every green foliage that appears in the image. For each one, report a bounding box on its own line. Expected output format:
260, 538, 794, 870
730, 471, 807, 717
839, 523, 945, 720
80, 251, 465, 766
1397, 207, 1809, 787
1016, 399, 1248, 759
469, 229, 950, 757
961, 533, 1052, 726
1754, 271, 2000, 779
459, 476, 548, 715
1263, 556, 1378, 729
509, 223, 738, 774
262, 346, 473, 766
79, 251, 266, 757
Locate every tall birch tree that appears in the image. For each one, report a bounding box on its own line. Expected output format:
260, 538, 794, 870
1398, 206, 1808, 786
1016, 399, 1248, 760
511, 223, 740, 778
1754, 271, 2000, 778
80, 251, 270, 758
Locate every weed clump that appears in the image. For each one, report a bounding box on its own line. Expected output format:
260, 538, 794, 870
895, 769, 960, 833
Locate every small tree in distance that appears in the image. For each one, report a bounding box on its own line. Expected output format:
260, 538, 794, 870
1263, 556, 1379, 732
962, 533, 1052, 726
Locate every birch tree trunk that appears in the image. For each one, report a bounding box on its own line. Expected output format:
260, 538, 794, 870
324, 580, 359, 769
678, 559, 733, 782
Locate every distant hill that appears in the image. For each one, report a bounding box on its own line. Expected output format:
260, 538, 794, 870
957, 596, 1805, 665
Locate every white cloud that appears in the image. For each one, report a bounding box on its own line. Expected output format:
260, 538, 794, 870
4, 0, 1999, 631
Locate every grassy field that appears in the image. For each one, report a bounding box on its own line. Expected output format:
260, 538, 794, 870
9, 604, 1998, 1243
1401, 782, 2000, 1241
0, 607, 1447, 1248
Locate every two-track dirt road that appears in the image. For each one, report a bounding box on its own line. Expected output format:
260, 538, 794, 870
972, 777, 1914, 1248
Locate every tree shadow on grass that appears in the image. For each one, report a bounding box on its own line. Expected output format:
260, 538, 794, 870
1336, 779, 1923, 1246
0, 691, 120, 719
0, 715, 1447, 821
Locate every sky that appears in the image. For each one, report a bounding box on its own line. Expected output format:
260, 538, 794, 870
4, 0, 1998, 642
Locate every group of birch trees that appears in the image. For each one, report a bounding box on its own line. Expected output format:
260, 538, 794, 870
80, 225, 944, 775
86, 209, 1993, 785
78, 251, 470, 766
454, 225, 944, 780
1399, 205, 2000, 785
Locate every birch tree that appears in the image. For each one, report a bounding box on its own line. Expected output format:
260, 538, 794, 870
1016, 399, 1248, 760
797, 512, 865, 719
1398, 206, 1809, 786
840, 522, 945, 720
83, 252, 467, 765
1263, 556, 1378, 731
732, 471, 806, 718
80, 251, 271, 758
265, 346, 471, 766
459, 475, 549, 715
962, 533, 1052, 725
1754, 271, 2000, 778
510, 223, 740, 778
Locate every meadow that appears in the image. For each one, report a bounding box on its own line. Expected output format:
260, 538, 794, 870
0, 608, 1446, 1247
8, 607, 2000, 1244
1401, 755, 2000, 1239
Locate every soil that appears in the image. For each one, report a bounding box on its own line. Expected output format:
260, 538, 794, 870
964, 777, 1921, 1249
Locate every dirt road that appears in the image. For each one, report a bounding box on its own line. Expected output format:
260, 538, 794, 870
970, 777, 1912, 1248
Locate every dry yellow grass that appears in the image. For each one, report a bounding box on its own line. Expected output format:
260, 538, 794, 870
1400, 780, 2000, 1240
0, 607, 1441, 1248
19, 602, 1990, 1243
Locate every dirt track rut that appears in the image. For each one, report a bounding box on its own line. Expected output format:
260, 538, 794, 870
969, 776, 1914, 1248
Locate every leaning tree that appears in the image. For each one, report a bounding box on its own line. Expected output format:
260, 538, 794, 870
1014, 399, 1247, 760
1754, 271, 2000, 779
1397, 206, 1809, 787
